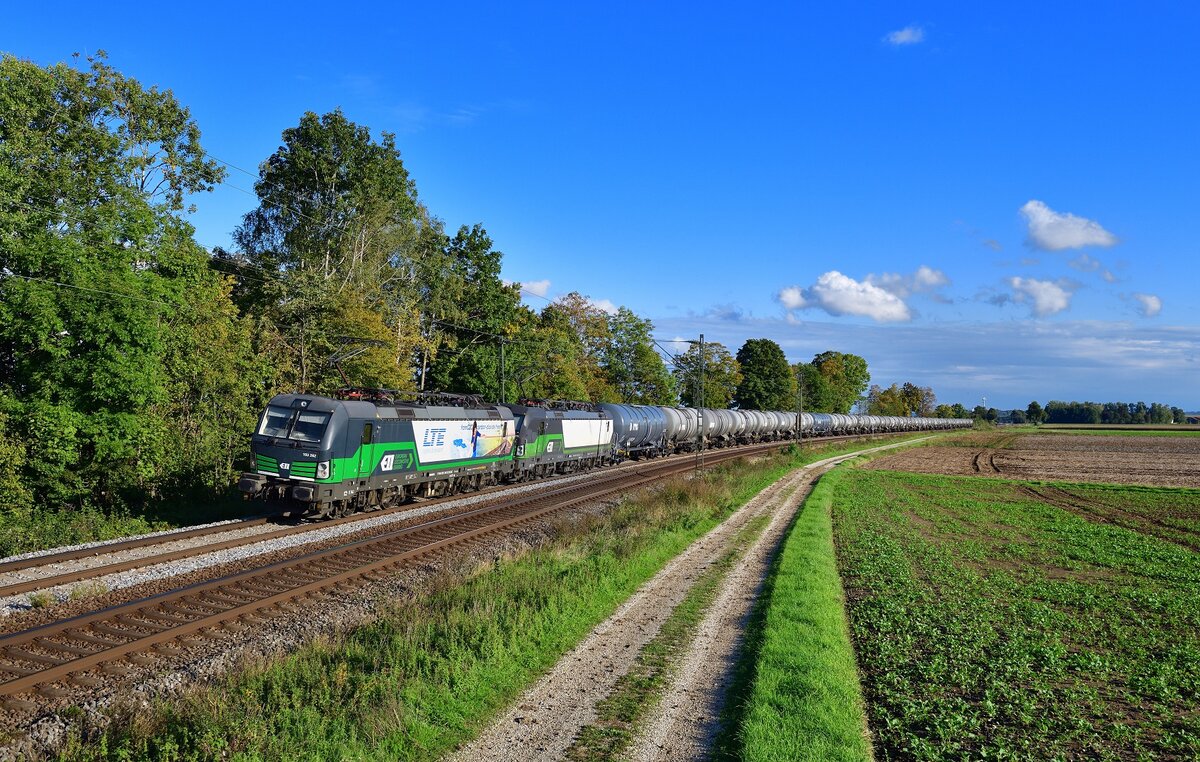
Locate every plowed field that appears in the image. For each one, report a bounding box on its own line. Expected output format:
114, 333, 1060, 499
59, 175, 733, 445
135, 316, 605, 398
863, 434, 1200, 487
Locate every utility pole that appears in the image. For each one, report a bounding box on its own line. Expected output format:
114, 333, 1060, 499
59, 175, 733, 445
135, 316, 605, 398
500, 337, 507, 404
796, 366, 804, 448
697, 334, 705, 470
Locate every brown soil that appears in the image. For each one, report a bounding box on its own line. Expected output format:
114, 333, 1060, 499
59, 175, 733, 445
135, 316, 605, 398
863, 435, 1200, 488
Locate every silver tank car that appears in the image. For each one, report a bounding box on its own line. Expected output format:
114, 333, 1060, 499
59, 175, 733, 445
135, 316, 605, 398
658, 406, 699, 449
597, 403, 668, 457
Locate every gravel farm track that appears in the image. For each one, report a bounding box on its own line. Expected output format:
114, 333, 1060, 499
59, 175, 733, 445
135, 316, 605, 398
0, 433, 901, 758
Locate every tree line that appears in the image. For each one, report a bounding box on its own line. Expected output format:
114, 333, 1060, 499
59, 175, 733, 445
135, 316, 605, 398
1023, 400, 1187, 425
0, 54, 880, 517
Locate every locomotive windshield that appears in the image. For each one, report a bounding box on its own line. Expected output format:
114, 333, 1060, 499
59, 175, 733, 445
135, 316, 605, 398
258, 406, 331, 443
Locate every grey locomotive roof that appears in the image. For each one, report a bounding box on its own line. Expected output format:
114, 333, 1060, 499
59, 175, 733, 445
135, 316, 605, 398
267, 394, 512, 421
376, 405, 513, 420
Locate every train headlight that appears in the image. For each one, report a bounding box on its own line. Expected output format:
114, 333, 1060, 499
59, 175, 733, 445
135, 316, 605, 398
317, 461, 330, 479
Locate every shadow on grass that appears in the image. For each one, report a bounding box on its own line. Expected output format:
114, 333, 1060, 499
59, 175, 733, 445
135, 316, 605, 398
709, 491, 807, 761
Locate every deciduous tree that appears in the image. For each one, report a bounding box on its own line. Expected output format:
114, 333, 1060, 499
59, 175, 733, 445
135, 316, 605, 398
808, 351, 870, 414
0, 53, 257, 508
233, 109, 437, 393
602, 308, 676, 405
734, 338, 796, 411
675, 342, 741, 409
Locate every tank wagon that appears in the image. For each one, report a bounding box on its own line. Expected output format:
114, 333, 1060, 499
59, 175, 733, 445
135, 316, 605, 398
597, 403, 669, 458
239, 389, 972, 518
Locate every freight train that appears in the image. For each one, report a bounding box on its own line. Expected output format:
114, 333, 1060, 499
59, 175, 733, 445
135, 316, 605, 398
238, 390, 972, 518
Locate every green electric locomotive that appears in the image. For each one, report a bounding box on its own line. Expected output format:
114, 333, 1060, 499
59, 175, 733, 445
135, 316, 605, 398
238, 392, 614, 518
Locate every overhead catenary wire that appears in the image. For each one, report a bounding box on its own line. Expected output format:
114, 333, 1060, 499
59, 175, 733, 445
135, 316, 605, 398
0, 272, 173, 307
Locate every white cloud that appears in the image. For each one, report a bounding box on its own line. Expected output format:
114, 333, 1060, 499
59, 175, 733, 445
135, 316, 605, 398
865, 265, 950, 299
1133, 293, 1162, 317
1068, 253, 1102, 272
588, 298, 619, 315
1020, 200, 1118, 251
653, 314, 1200, 410
777, 271, 911, 323
884, 25, 925, 45
520, 278, 551, 297
1007, 276, 1074, 317
1102, 270, 1118, 283
778, 285, 807, 310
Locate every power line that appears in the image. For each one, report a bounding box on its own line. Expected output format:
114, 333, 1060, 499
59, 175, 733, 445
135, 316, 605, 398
1, 272, 172, 307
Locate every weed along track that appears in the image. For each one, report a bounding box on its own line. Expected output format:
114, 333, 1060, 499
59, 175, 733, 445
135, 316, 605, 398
0, 443, 781, 714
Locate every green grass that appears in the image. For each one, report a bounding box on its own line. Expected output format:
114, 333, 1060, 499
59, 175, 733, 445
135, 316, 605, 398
57, 451, 795, 760
0, 506, 170, 559
737, 468, 873, 762
0, 493, 261, 559
832, 468, 1200, 760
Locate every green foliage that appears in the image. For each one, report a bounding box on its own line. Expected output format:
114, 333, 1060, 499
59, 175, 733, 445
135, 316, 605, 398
866, 381, 936, 416
423, 225, 522, 400
675, 341, 742, 409
932, 402, 970, 419
734, 338, 796, 411
231, 109, 436, 394
536, 293, 620, 402
1041, 399, 1185, 425
0, 409, 34, 512
1026, 400, 1045, 424
795, 351, 869, 414
0, 53, 257, 512
601, 308, 676, 405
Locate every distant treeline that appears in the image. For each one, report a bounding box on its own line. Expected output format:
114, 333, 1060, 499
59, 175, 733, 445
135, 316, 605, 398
1038, 400, 1187, 425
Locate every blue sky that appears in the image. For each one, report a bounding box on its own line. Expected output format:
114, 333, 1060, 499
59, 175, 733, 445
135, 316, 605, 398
6, 3, 1199, 409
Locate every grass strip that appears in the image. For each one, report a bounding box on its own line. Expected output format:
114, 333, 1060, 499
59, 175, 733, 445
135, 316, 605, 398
1034, 427, 1200, 437
738, 468, 872, 762
565, 512, 773, 761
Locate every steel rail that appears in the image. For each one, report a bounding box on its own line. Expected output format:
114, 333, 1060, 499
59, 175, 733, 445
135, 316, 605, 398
0, 443, 776, 706
0, 518, 278, 576
0, 451, 677, 595
0, 435, 845, 597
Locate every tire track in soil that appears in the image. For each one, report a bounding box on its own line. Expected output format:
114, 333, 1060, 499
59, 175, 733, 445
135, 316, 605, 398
1020, 485, 1200, 552
971, 450, 1001, 474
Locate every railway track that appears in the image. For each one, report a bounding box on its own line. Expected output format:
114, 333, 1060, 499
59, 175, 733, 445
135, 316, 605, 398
0, 441, 781, 708
0, 433, 895, 604
0, 452, 696, 600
